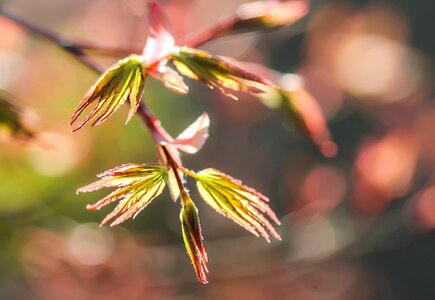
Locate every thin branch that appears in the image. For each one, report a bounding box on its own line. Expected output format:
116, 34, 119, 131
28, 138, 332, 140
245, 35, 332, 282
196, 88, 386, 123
0, 6, 177, 166
76, 41, 139, 57
161, 144, 187, 203
0, 7, 104, 73
183, 16, 238, 48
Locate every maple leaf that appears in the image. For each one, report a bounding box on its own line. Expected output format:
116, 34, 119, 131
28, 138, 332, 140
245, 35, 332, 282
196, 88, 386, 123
170, 47, 275, 100
180, 191, 209, 284
77, 163, 167, 226
71, 55, 145, 132
188, 168, 281, 242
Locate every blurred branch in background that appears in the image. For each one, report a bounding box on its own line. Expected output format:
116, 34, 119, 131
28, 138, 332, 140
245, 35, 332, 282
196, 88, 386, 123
0, 0, 434, 299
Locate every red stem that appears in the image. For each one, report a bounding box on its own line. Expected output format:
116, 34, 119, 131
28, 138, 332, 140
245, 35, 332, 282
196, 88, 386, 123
160, 145, 186, 200
183, 16, 237, 48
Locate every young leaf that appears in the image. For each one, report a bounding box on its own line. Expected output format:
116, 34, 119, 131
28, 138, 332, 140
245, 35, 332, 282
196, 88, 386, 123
169, 112, 210, 154
279, 88, 337, 157
143, 1, 175, 67
191, 168, 281, 242
71, 54, 145, 132
170, 47, 276, 100
77, 163, 167, 226
152, 65, 189, 95
180, 191, 209, 284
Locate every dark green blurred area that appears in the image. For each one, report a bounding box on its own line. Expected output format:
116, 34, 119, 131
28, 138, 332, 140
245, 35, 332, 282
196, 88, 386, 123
0, 0, 434, 299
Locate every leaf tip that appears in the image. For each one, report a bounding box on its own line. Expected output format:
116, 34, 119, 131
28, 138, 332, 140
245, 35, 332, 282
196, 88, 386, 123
320, 140, 338, 157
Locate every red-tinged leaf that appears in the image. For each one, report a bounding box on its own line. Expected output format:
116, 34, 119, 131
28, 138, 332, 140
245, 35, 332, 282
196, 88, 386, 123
280, 88, 337, 157
189, 168, 281, 243
71, 55, 145, 132
150, 65, 189, 95
170, 47, 276, 100
180, 191, 209, 284
143, 1, 175, 67
77, 163, 167, 226
185, 1, 308, 48
236, 0, 308, 30
169, 113, 210, 154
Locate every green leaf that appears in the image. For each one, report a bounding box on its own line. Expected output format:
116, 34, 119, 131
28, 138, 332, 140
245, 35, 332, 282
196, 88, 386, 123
170, 47, 275, 100
71, 55, 145, 131
77, 163, 167, 226
192, 168, 281, 242
180, 191, 208, 284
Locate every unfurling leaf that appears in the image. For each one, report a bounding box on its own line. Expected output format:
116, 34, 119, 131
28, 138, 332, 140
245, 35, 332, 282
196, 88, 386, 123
143, 1, 175, 67
234, 0, 308, 33
279, 88, 337, 157
192, 168, 281, 242
142, 2, 187, 93
170, 47, 275, 100
0, 91, 35, 141
152, 65, 189, 95
180, 191, 209, 284
169, 112, 210, 154
71, 55, 145, 132
78, 163, 167, 226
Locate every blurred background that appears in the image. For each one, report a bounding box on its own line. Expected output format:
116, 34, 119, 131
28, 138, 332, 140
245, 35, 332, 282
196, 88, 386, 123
0, 0, 434, 299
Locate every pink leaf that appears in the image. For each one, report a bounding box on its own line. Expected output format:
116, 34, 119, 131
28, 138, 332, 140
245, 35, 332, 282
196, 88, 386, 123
170, 113, 210, 154
150, 65, 189, 95
143, 1, 175, 67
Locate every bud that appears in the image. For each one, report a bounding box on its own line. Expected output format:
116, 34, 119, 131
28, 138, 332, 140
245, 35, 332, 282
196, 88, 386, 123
180, 191, 209, 284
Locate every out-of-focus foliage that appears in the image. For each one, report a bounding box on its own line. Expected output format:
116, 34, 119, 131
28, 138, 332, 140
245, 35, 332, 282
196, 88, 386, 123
0, 0, 434, 298
0, 90, 34, 141
232, 0, 308, 33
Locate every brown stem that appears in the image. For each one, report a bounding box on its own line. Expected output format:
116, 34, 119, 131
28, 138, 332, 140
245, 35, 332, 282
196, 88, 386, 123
77, 41, 140, 57
0, 8, 105, 73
